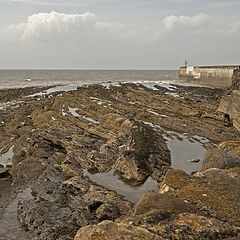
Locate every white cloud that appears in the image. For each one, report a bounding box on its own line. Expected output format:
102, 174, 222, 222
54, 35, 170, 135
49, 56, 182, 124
9, 11, 98, 41
163, 13, 209, 31
8, 11, 161, 43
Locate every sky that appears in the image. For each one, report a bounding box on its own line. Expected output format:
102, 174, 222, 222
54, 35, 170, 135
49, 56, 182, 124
0, 0, 239, 69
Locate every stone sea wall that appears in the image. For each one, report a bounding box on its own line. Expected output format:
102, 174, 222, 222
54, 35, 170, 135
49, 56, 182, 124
179, 65, 239, 88
218, 69, 240, 132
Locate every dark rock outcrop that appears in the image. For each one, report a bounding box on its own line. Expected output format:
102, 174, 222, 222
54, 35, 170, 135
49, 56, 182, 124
114, 121, 171, 183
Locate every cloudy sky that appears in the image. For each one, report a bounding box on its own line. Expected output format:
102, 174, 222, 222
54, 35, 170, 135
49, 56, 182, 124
0, 0, 239, 69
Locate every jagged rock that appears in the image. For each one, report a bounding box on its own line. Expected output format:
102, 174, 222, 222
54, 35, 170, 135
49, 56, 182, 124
200, 148, 240, 171
95, 202, 120, 221
114, 121, 171, 183
134, 192, 199, 215
160, 168, 240, 223
18, 171, 133, 240
18, 199, 92, 240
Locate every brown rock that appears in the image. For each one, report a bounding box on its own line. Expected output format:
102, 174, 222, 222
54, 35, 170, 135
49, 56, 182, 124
134, 192, 199, 215
200, 148, 240, 171
160, 168, 240, 223
218, 139, 240, 156
74, 220, 163, 240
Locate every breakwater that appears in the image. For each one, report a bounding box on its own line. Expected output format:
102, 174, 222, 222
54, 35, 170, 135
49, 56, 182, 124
179, 65, 240, 88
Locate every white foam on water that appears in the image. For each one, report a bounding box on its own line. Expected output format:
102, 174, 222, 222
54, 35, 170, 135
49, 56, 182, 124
101, 82, 121, 89
128, 80, 178, 91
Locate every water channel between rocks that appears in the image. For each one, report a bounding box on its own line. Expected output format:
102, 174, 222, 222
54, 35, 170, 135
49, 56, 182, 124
0, 188, 33, 240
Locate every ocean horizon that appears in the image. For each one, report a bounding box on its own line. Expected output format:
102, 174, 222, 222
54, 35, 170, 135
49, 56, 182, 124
0, 69, 179, 89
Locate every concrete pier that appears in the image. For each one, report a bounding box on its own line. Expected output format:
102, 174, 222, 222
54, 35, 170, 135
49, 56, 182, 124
179, 65, 240, 88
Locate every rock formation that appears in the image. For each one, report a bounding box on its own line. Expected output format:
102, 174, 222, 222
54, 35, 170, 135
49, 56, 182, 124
0, 81, 240, 239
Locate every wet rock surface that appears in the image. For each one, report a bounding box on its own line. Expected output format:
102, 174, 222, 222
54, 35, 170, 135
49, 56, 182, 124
0, 81, 240, 239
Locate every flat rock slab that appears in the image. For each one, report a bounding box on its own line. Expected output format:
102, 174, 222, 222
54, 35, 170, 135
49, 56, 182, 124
134, 192, 199, 215
160, 168, 240, 223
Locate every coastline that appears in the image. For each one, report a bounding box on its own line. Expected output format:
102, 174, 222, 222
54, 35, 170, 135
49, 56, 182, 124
0, 79, 240, 239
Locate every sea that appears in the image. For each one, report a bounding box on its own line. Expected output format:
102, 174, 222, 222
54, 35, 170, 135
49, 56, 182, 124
0, 69, 179, 89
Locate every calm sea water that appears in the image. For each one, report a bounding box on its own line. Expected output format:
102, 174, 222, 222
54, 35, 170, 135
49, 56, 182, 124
0, 70, 178, 89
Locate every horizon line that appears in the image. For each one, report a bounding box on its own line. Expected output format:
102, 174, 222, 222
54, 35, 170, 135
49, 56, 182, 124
0, 68, 178, 71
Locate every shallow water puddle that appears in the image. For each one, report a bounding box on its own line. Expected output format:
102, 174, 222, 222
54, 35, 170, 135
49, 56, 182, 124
83, 168, 159, 204
68, 107, 79, 117
68, 107, 100, 124
166, 133, 208, 174
0, 187, 33, 240
0, 146, 14, 167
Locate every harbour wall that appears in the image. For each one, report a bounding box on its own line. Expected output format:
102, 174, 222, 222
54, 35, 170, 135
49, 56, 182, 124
179, 65, 240, 88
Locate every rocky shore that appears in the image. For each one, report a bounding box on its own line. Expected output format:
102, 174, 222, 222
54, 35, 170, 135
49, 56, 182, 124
0, 76, 240, 239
